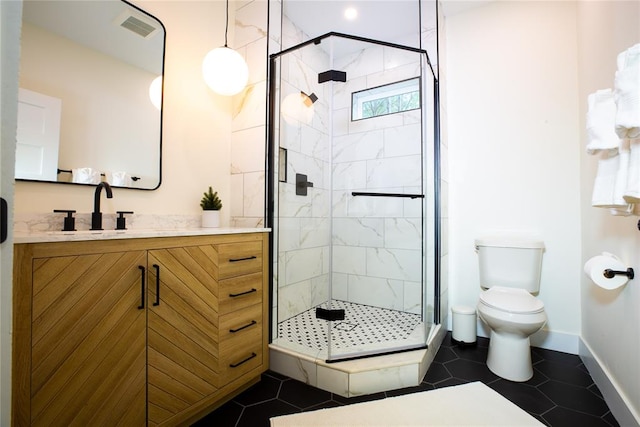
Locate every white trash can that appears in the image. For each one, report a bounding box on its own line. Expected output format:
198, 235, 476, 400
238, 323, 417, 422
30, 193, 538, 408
451, 305, 477, 345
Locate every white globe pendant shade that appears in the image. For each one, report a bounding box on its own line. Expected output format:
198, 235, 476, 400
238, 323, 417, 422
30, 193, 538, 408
202, 46, 249, 96
149, 75, 163, 110
281, 92, 315, 125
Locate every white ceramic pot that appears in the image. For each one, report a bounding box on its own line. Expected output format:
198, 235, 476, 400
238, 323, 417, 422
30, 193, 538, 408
202, 210, 220, 228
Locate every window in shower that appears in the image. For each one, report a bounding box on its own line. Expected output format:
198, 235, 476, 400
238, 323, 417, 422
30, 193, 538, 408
351, 77, 420, 120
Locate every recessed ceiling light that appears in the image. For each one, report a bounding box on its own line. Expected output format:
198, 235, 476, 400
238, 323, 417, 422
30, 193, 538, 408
344, 7, 358, 21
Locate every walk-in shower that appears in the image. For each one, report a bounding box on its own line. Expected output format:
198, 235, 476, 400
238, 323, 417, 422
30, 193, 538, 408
267, 32, 439, 365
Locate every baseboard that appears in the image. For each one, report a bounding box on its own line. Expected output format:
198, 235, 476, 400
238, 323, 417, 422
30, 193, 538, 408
528, 328, 579, 354
580, 338, 640, 427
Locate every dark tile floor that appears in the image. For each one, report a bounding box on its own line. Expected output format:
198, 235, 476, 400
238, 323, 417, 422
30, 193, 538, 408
192, 332, 619, 427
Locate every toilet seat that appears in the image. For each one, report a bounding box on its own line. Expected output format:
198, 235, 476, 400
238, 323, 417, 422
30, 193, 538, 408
479, 286, 544, 314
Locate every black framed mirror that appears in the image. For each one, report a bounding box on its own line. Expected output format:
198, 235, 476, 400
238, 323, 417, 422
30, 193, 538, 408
17, 0, 165, 190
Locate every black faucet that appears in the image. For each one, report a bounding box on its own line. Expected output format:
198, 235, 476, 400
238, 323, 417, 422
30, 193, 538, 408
91, 182, 113, 230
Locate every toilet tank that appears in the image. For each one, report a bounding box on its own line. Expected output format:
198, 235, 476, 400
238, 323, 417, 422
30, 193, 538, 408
475, 236, 545, 292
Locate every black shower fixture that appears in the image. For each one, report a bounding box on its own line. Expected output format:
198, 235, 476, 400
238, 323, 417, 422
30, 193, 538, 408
318, 69, 347, 83
301, 91, 318, 105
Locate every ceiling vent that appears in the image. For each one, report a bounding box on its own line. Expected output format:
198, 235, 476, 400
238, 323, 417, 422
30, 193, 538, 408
114, 10, 159, 39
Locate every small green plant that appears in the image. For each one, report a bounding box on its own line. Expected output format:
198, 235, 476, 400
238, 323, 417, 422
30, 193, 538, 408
200, 186, 223, 210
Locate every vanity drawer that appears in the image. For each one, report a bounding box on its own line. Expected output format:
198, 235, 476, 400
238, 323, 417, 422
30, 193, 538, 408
219, 304, 263, 383
217, 241, 262, 279
219, 272, 262, 315
219, 303, 262, 343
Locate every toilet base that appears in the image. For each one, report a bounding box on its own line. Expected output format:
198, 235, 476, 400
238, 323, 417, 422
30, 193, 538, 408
486, 331, 533, 382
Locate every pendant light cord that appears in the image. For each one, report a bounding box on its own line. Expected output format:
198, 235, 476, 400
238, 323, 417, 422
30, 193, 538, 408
224, 0, 229, 47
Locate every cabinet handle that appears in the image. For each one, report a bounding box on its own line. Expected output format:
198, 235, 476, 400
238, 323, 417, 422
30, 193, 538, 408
229, 352, 257, 368
229, 255, 257, 262
138, 266, 145, 309
229, 288, 257, 298
229, 320, 257, 333
153, 264, 160, 306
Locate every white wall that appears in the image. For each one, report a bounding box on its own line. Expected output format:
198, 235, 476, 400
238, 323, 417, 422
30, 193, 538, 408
445, 1, 582, 353
577, 2, 640, 424
14, 0, 234, 224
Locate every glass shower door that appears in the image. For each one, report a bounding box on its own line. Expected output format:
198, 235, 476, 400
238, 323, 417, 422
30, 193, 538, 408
324, 37, 427, 361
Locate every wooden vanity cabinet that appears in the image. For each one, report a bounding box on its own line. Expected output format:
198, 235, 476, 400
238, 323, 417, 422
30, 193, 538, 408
13, 232, 269, 427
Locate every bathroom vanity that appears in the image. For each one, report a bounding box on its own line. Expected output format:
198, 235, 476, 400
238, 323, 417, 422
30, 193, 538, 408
12, 229, 269, 426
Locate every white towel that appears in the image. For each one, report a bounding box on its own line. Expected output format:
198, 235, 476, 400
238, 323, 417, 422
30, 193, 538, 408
72, 167, 101, 184
586, 89, 620, 155
623, 139, 640, 203
591, 150, 630, 209
609, 205, 634, 216
614, 44, 640, 139
106, 171, 132, 187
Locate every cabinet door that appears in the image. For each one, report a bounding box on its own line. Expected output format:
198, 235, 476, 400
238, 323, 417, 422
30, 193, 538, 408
30, 250, 147, 427
147, 246, 219, 426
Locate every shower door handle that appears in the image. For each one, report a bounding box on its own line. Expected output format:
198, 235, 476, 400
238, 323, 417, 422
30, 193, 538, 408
296, 173, 314, 196
351, 192, 424, 199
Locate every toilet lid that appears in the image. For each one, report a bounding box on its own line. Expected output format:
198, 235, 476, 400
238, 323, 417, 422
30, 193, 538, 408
479, 287, 544, 314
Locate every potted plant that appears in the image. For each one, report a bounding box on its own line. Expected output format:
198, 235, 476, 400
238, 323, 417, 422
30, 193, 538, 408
200, 186, 222, 228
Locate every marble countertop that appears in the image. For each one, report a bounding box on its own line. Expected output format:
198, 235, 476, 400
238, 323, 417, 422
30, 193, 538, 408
14, 227, 270, 244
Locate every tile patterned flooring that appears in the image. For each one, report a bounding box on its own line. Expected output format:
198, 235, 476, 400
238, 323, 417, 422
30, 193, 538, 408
192, 332, 620, 427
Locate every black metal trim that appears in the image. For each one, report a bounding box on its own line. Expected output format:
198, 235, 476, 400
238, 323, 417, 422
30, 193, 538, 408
351, 192, 424, 199
269, 32, 436, 79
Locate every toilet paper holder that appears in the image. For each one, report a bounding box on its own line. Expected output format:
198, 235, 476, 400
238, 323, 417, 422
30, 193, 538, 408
603, 268, 634, 280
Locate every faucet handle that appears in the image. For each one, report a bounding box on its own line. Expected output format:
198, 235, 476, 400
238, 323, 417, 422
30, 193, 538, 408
53, 209, 77, 231
116, 211, 134, 230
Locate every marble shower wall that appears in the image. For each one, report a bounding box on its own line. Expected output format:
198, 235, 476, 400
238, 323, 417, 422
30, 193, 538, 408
230, 0, 269, 228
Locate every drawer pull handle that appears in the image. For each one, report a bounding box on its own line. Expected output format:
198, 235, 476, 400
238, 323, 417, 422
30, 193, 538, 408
229, 288, 257, 298
229, 320, 257, 333
138, 266, 145, 310
229, 255, 257, 262
230, 352, 257, 368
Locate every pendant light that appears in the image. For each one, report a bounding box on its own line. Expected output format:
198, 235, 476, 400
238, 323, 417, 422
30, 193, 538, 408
202, 0, 249, 96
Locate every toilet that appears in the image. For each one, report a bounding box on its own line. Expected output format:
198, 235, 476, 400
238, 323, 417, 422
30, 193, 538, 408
475, 236, 547, 382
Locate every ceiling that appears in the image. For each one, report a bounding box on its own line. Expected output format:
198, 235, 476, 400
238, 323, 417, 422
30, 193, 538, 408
284, 0, 430, 49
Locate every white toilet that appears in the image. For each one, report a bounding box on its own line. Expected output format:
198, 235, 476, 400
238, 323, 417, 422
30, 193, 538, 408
475, 236, 547, 382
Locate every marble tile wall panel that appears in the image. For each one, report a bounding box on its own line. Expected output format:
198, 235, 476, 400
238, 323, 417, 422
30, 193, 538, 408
231, 0, 268, 228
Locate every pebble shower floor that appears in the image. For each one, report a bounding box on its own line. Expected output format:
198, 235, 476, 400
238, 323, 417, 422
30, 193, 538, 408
277, 300, 422, 351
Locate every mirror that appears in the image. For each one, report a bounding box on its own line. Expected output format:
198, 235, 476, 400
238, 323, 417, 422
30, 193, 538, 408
17, 0, 165, 190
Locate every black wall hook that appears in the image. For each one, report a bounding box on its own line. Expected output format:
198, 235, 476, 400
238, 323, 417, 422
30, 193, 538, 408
603, 268, 634, 280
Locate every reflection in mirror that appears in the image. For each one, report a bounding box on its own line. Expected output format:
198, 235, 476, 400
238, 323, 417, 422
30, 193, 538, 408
17, 0, 165, 190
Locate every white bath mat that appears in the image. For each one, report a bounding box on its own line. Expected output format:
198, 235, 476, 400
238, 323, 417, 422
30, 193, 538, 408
270, 382, 544, 426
